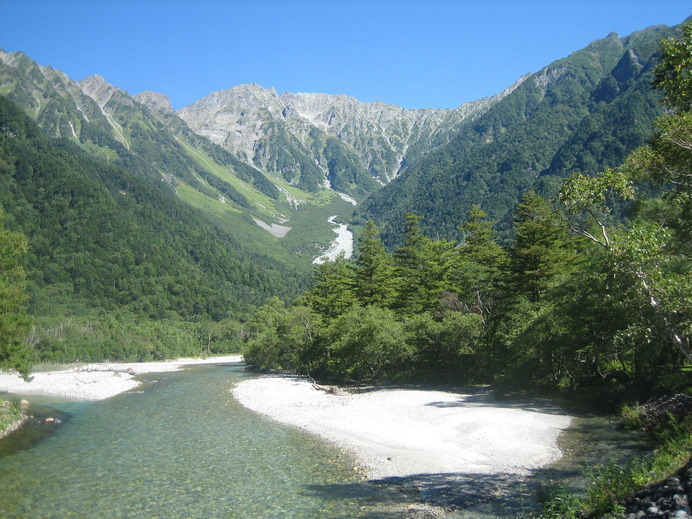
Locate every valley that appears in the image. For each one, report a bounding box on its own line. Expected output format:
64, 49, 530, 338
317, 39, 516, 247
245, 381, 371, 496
1, 14, 691, 518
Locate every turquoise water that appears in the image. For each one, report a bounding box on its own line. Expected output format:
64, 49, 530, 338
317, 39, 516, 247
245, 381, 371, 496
0, 363, 378, 518
0, 364, 653, 518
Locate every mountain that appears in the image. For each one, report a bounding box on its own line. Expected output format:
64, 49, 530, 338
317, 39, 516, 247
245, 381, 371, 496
0, 20, 681, 278
0, 95, 294, 321
177, 83, 515, 196
354, 24, 678, 245
0, 51, 278, 202
0, 48, 517, 271
0, 50, 358, 268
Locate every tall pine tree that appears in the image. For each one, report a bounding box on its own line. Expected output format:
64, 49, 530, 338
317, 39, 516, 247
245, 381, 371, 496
354, 221, 396, 307
509, 191, 573, 303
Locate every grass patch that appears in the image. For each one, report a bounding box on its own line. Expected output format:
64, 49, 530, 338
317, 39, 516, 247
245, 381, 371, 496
0, 399, 25, 438
620, 403, 647, 430
530, 415, 691, 518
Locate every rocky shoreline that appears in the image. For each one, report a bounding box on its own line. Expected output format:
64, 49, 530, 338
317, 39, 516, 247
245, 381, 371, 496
232, 376, 573, 480
623, 457, 692, 519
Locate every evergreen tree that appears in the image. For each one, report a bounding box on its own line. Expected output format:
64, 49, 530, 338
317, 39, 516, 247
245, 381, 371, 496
452, 205, 508, 315
508, 191, 573, 303
458, 205, 507, 267
304, 254, 356, 318
393, 213, 455, 314
353, 221, 396, 307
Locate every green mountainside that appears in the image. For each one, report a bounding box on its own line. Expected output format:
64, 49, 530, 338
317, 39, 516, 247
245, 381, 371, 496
0, 20, 687, 367
0, 50, 351, 270
0, 96, 296, 319
356, 24, 677, 246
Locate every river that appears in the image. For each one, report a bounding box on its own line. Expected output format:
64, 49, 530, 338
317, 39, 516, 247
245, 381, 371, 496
313, 216, 354, 264
0, 362, 653, 518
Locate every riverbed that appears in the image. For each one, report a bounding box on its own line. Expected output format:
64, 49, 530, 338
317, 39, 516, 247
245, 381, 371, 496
313, 215, 354, 264
0, 362, 653, 518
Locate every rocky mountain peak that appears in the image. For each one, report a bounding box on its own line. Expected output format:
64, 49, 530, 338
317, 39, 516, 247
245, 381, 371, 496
181, 83, 284, 118
177, 84, 497, 184
134, 91, 175, 114
78, 75, 126, 109
0, 49, 28, 68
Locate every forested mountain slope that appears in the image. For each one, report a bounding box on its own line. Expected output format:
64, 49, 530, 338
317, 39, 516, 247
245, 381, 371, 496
0, 96, 295, 321
356, 24, 678, 245
0, 50, 276, 203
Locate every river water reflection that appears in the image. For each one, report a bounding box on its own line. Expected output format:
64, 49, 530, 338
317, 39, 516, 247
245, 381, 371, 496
0, 362, 652, 518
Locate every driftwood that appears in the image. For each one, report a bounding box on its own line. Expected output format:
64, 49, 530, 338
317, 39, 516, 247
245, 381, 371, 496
79, 367, 136, 375
306, 374, 344, 395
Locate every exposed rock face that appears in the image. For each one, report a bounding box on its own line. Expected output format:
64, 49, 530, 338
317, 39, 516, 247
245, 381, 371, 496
177, 81, 521, 185
0, 48, 521, 198
78, 75, 125, 109
134, 91, 175, 115
0, 52, 137, 150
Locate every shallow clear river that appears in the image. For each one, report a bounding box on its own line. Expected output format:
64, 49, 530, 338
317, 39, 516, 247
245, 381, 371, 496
0, 363, 377, 518
0, 362, 653, 518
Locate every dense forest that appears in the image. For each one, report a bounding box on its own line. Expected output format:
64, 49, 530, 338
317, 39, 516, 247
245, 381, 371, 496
0, 97, 303, 373
357, 24, 674, 247
243, 24, 691, 397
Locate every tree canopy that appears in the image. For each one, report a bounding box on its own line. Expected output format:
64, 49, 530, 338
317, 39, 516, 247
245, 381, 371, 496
242, 24, 692, 392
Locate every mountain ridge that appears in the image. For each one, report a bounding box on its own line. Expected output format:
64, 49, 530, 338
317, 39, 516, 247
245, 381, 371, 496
0, 20, 683, 259
176, 78, 523, 185
355, 23, 677, 245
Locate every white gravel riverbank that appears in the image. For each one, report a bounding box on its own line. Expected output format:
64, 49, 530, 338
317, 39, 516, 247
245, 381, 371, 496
232, 376, 572, 480
0, 355, 243, 401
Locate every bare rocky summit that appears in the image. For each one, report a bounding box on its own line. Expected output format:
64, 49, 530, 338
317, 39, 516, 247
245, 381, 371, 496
134, 91, 175, 115
177, 81, 522, 185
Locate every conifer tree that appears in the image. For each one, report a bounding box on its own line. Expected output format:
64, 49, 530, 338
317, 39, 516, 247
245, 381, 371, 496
509, 191, 572, 303
394, 213, 455, 313
305, 254, 356, 318
453, 204, 508, 315
458, 204, 507, 268
354, 221, 396, 307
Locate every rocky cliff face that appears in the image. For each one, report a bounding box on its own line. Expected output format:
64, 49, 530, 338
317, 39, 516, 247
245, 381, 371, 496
0, 47, 515, 199
134, 91, 175, 115
177, 82, 518, 189
0, 50, 101, 140
0, 52, 136, 149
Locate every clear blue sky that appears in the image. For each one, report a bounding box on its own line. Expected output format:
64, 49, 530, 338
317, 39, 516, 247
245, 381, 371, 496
1, 0, 690, 110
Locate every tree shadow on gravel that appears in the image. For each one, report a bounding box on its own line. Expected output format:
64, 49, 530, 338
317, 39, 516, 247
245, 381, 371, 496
423, 392, 570, 416
339, 384, 571, 417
